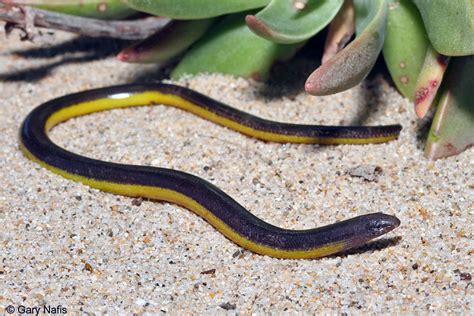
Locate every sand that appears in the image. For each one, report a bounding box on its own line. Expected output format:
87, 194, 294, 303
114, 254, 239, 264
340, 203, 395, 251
0, 29, 472, 314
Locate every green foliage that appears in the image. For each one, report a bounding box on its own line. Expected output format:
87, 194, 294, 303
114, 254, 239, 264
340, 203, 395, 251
425, 56, 474, 159
123, 0, 269, 19
305, 0, 387, 95
118, 19, 215, 64
34, 0, 136, 19
171, 13, 300, 80
413, 0, 474, 56
413, 45, 449, 118
383, 0, 429, 100
246, 0, 343, 44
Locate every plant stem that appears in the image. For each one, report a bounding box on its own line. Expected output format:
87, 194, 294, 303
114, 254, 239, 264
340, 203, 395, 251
0, 4, 169, 40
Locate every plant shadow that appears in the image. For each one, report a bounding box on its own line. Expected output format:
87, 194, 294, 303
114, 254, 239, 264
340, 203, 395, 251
255, 31, 325, 99
0, 35, 133, 82
415, 110, 434, 150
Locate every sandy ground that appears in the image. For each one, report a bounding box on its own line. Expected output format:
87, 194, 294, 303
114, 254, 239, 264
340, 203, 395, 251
0, 29, 472, 314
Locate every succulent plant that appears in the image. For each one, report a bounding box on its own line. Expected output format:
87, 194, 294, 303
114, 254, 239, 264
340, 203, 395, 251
33, 0, 136, 19
1, 0, 473, 159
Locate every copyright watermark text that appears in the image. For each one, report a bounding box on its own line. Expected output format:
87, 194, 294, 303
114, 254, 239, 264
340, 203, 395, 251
5, 304, 67, 315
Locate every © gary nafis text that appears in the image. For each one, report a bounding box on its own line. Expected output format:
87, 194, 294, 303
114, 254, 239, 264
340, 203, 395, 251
16, 305, 67, 314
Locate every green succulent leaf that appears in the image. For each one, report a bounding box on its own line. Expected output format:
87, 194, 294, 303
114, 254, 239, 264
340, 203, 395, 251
246, 0, 343, 44
382, 0, 429, 100
171, 13, 301, 80
413, 0, 474, 56
117, 19, 214, 64
123, 0, 269, 19
33, 0, 136, 20
425, 56, 474, 160
306, 0, 388, 96
322, 0, 355, 65
414, 45, 449, 118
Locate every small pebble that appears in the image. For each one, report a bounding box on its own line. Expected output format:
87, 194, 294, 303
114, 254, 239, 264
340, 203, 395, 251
346, 165, 383, 182
200, 269, 216, 275
219, 302, 237, 311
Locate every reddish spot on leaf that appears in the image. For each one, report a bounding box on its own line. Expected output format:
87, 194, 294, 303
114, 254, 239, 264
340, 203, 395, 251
116, 51, 130, 61
97, 2, 108, 13
415, 87, 429, 105
443, 143, 458, 156
245, 15, 274, 39
116, 47, 141, 62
